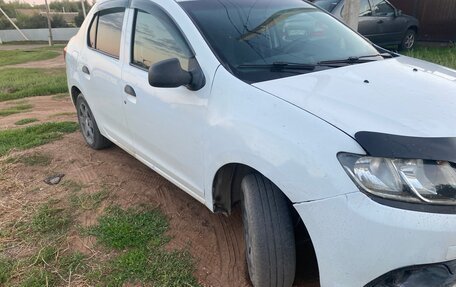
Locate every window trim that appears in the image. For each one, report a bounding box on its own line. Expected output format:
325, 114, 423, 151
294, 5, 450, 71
369, 0, 395, 17
129, 0, 196, 72
86, 7, 126, 60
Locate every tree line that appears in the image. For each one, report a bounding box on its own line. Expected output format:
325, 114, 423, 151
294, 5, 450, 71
0, 0, 92, 29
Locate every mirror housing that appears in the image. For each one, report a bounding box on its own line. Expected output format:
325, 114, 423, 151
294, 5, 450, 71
148, 58, 205, 91
395, 9, 402, 17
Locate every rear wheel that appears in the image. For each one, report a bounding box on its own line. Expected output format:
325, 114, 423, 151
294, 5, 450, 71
76, 95, 112, 150
241, 173, 296, 287
399, 29, 416, 51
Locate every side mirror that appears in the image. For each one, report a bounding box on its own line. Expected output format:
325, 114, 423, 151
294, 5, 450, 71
395, 9, 402, 17
148, 58, 205, 91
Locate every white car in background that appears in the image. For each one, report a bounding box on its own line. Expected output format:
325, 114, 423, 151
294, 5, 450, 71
65, 0, 456, 286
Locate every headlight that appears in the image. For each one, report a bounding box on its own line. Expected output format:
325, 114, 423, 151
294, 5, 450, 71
338, 153, 456, 205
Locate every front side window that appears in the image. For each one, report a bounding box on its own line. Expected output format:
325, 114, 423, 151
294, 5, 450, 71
87, 8, 125, 58
180, 0, 380, 82
132, 9, 193, 70
370, 0, 395, 16
359, 0, 372, 16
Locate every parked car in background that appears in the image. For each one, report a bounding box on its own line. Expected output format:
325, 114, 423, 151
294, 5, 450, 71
313, 0, 419, 50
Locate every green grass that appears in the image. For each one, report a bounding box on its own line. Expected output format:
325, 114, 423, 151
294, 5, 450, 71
15, 118, 38, 125
0, 68, 67, 102
70, 188, 109, 210
31, 202, 71, 234
0, 49, 59, 66
102, 249, 199, 287
20, 267, 56, 287
50, 112, 76, 118
0, 121, 78, 156
6, 152, 52, 166
87, 206, 200, 287
404, 46, 456, 70
88, 206, 169, 250
51, 93, 69, 100
0, 257, 13, 284
0, 103, 33, 116
62, 179, 85, 193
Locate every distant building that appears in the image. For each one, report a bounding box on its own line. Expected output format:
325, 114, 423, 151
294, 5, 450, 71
390, 0, 456, 42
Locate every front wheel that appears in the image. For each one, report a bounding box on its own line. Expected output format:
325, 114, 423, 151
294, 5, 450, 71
241, 173, 296, 287
399, 29, 416, 51
76, 95, 112, 150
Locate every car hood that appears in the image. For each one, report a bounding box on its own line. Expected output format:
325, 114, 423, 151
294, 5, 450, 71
253, 56, 456, 138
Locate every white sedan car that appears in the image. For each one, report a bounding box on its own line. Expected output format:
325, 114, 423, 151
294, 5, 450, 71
65, 0, 456, 286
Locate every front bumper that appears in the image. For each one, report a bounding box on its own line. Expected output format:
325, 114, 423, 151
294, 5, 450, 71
294, 192, 456, 287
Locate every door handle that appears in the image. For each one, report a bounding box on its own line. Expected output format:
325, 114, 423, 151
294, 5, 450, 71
377, 19, 384, 24
82, 65, 90, 75
124, 85, 136, 97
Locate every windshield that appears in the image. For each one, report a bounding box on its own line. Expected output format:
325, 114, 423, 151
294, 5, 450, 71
179, 0, 380, 82
313, 0, 342, 12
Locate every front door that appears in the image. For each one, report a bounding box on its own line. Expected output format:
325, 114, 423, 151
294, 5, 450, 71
120, 3, 211, 199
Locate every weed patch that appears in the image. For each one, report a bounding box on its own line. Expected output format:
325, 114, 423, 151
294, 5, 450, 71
0, 103, 33, 116
87, 206, 200, 287
405, 46, 456, 69
0, 121, 78, 156
51, 93, 70, 100
0, 68, 67, 102
6, 152, 52, 166
70, 188, 109, 210
31, 202, 71, 234
0, 256, 13, 284
62, 179, 84, 193
15, 118, 38, 125
88, 206, 169, 249
0, 49, 59, 66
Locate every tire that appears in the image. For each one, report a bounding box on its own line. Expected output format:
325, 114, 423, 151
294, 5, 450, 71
76, 94, 112, 150
399, 29, 416, 51
240, 173, 296, 287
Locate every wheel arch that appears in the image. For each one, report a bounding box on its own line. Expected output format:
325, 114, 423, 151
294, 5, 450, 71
211, 161, 293, 215
211, 161, 321, 282
408, 25, 418, 34
70, 85, 82, 106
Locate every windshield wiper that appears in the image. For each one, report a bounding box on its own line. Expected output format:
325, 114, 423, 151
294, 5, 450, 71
237, 62, 317, 71
318, 53, 392, 65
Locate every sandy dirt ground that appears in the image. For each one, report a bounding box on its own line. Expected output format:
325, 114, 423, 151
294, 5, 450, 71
0, 55, 319, 287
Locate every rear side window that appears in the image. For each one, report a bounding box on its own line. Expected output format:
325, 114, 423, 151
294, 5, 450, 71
88, 14, 98, 47
131, 9, 193, 70
87, 8, 125, 58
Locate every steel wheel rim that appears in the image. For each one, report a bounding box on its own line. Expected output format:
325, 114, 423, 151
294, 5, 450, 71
78, 102, 95, 145
405, 33, 415, 49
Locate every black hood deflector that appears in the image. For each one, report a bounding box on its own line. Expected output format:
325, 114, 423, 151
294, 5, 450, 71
355, 132, 456, 162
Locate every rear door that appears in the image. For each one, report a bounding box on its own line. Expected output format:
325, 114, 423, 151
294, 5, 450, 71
78, 1, 132, 150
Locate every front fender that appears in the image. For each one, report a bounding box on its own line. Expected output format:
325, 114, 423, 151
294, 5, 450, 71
203, 67, 366, 209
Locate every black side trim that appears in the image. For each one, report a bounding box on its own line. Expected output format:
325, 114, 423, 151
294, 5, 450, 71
355, 131, 456, 162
